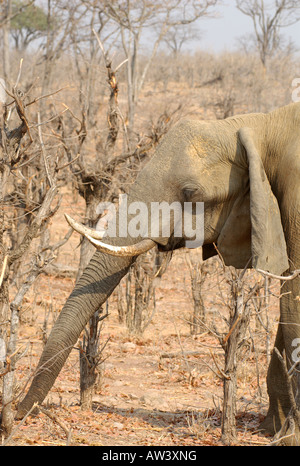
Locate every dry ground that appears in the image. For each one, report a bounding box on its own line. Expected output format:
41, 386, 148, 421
3, 189, 280, 447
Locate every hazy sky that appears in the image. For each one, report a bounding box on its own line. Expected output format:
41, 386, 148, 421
196, 2, 300, 53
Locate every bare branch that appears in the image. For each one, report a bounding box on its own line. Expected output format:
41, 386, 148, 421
0, 255, 8, 288
37, 112, 54, 187
257, 268, 300, 281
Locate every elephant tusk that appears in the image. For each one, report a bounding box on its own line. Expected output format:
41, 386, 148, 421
65, 213, 156, 256
85, 234, 156, 257
65, 214, 106, 240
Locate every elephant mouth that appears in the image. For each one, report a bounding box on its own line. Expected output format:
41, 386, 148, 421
157, 237, 186, 252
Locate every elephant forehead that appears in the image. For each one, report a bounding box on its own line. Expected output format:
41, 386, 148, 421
189, 135, 220, 157
168, 119, 221, 158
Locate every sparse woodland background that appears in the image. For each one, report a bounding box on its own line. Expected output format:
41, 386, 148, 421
0, 0, 300, 446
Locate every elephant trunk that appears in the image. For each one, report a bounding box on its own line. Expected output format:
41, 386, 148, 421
17, 159, 168, 418
17, 251, 133, 418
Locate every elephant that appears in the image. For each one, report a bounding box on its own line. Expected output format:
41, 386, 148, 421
17, 101, 300, 443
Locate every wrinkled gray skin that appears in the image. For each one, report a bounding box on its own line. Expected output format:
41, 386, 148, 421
18, 102, 300, 443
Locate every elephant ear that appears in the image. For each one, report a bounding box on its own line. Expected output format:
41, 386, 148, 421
217, 126, 289, 275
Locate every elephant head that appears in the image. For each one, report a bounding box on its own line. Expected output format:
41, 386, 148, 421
17, 102, 300, 442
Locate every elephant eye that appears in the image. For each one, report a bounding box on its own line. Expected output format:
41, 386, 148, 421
182, 188, 196, 201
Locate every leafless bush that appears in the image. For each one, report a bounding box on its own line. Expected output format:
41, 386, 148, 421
185, 250, 208, 335
188, 255, 268, 445
0, 71, 73, 435
217, 267, 260, 444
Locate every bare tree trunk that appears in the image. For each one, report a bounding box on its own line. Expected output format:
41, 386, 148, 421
254, 277, 271, 364
41, 0, 53, 96
186, 251, 206, 334
236, 0, 300, 68
0, 165, 10, 349
221, 284, 243, 444
2, 0, 11, 83
79, 309, 108, 410
123, 252, 157, 336
221, 271, 252, 445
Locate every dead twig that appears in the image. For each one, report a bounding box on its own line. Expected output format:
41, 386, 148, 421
0, 255, 8, 288
26, 86, 69, 107
39, 406, 72, 444
160, 348, 209, 359
37, 112, 54, 187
